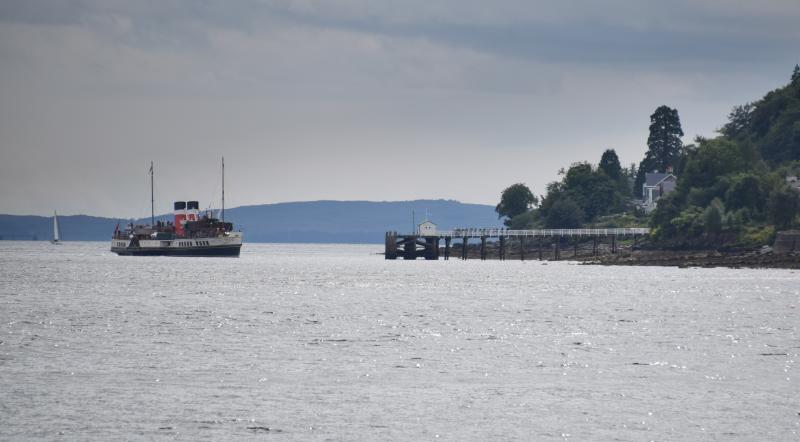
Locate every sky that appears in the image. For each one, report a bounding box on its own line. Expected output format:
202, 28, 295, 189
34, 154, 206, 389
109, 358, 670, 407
1, 0, 798, 218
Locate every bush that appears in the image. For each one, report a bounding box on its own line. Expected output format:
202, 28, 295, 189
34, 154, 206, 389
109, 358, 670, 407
738, 225, 775, 247
507, 210, 541, 229
703, 200, 724, 236
767, 186, 800, 229
545, 198, 584, 228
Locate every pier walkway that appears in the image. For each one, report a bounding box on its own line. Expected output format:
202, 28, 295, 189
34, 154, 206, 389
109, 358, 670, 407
385, 228, 650, 260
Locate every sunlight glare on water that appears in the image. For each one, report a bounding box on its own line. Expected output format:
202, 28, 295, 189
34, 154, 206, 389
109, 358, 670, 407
0, 241, 798, 440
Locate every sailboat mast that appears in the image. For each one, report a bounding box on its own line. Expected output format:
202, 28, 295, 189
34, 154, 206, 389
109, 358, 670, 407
221, 157, 225, 222
150, 161, 155, 226
53, 211, 60, 241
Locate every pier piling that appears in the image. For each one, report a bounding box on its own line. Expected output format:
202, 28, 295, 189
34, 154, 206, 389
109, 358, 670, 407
538, 237, 543, 260
554, 237, 561, 261
403, 236, 417, 260
385, 232, 398, 260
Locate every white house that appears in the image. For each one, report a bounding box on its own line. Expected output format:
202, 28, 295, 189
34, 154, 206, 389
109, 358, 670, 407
642, 171, 677, 213
786, 176, 800, 192
417, 220, 437, 236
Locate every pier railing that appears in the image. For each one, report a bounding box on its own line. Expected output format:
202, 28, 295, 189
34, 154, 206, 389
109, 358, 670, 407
411, 228, 649, 238
385, 227, 650, 260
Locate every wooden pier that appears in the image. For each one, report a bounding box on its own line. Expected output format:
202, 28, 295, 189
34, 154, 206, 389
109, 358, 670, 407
384, 228, 650, 261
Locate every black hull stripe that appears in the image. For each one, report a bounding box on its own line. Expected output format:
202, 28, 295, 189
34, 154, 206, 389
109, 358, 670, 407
111, 245, 241, 257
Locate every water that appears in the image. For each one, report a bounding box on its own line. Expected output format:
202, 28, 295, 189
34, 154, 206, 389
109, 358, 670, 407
1, 241, 798, 440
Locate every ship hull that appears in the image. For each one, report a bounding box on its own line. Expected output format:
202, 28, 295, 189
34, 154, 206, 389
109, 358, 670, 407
110, 232, 243, 257
111, 244, 241, 257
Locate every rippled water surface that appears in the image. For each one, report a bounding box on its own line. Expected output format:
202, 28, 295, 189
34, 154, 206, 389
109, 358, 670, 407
1, 241, 798, 440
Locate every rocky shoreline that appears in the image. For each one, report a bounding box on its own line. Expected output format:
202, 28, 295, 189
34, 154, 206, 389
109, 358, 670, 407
425, 242, 800, 269
577, 248, 800, 269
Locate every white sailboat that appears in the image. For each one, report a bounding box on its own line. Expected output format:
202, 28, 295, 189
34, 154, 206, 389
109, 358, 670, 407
51, 211, 61, 244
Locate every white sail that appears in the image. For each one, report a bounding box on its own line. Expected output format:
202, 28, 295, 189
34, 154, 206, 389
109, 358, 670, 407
52, 211, 61, 243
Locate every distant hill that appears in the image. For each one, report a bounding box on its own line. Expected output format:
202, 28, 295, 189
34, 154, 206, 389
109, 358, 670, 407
0, 214, 128, 241
0, 199, 502, 243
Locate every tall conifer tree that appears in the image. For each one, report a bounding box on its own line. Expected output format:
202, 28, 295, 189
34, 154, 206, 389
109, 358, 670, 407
599, 149, 623, 180
634, 105, 684, 196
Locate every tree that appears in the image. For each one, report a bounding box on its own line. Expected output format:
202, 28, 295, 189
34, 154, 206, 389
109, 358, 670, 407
561, 162, 626, 220
767, 186, 799, 229
635, 105, 684, 196
647, 105, 685, 169
703, 199, 724, 237
545, 197, 583, 228
646, 69, 800, 247
680, 138, 758, 192
724, 173, 763, 213
599, 149, 623, 181
496, 183, 537, 226
720, 103, 754, 138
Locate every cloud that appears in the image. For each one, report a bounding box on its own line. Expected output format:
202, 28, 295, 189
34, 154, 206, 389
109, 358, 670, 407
0, 0, 797, 216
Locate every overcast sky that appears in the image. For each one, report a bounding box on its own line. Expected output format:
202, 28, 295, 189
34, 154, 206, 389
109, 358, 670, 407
1, 0, 798, 217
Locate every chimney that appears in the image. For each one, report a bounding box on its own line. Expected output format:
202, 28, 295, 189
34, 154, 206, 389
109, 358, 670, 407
186, 201, 200, 222
173, 201, 187, 235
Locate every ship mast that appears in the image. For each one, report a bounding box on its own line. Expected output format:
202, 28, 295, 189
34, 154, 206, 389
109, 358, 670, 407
150, 161, 155, 226
221, 156, 225, 222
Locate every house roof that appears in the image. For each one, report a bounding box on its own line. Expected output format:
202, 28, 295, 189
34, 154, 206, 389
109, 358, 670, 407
645, 172, 676, 187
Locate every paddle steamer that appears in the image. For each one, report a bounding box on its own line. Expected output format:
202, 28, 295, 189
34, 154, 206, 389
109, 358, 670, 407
110, 159, 242, 257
